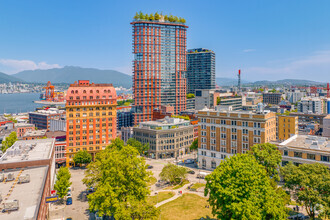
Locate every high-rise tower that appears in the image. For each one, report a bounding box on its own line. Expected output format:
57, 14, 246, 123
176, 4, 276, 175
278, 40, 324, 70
187, 48, 215, 94
131, 13, 188, 124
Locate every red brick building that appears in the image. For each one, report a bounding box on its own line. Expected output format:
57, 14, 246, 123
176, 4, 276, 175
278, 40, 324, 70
131, 14, 188, 124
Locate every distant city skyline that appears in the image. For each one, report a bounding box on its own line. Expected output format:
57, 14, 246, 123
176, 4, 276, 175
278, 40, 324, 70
1, 0, 330, 81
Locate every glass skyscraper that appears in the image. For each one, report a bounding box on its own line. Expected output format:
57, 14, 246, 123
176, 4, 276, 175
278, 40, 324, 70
131, 15, 188, 124
187, 48, 215, 94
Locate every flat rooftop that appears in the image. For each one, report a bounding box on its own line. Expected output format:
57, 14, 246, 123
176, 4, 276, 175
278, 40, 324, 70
277, 135, 330, 152
15, 123, 35, 128
0, 166, 48, 219
23, 130, 47, 137
0, 138, 54, 164
138, 117, 191, 130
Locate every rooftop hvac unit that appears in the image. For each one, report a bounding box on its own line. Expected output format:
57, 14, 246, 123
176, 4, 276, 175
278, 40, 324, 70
6, 173, 15, 182
18, 174, 30, 184
2, 200, 19, 213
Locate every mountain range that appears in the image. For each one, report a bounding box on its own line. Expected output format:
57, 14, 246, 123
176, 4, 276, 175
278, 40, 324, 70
0, 66, 325, 88
0, 72, 24, 83
12, 66, 132, 88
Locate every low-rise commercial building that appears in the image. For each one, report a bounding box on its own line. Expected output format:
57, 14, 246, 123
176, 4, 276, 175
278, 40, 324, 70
198, 107, 277, 170
323, 115, 330, 138
22, 129, 47, 140
29, 108, 65, 130
0, 138, 55, 219
263, 93, 282, 105
133, 117, 194, 159
298, 97, 325, 114
15, 123, 35, 138
46, 131, 66, 167
274, 135, 330, 167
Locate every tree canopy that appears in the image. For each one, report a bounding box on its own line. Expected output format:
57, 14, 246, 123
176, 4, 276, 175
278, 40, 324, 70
134, 12, 186, 24
189, 138, 198, 151
204, 154, 288, 220
54, 167, 71, 200
127, 138, 149, 156
73, 150, 92, 165
1, 131, 17, 152
159, 163, 187, 184
186, 93, 195, 99
83, 140, 159, 219
281, 162, 330, 219
249, 143, 282, 181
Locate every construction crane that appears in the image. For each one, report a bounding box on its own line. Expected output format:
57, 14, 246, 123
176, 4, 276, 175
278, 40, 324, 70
327, 83, 330, 98
43, 81, 55, 101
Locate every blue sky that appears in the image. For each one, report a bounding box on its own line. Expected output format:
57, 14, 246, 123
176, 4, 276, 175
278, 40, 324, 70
0, 0, 330, 82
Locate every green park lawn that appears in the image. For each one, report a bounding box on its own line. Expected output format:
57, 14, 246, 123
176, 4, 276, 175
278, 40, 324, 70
190, 183, 205, 191
158, 193, 215, 220
147, 192, 175, 206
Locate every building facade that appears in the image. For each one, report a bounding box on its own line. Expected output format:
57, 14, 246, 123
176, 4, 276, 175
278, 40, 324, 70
15, 123, 35, 138
65, 80, 117, 166
277, 115, 298, 141
117, 108, 134, 130
286, 89, 305, 104
131, 16, 188, 124
218, 96, 243, 110
323, 115, 330, 138
298, 97, 325, 114
29, 108, 65, 130
133, 117, 194, 159
198, 109, 277, 170
274, 135, 330, 167
186, 48, 215, 94
262, 93, 282, 105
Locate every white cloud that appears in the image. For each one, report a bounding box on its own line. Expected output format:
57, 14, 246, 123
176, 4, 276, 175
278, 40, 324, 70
244, 50, 330, 81
243, 49, 256, 53
0, 59, 61, 74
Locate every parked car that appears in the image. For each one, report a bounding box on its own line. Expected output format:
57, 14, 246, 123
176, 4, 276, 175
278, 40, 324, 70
185, 159, 195, 164
66, 197, 72, 205
196, 172, 208, 179
147, 165, 153, 169
187, 170, 195, 174
87, 187, 95, 195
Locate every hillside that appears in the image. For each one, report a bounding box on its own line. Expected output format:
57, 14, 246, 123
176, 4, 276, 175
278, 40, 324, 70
13, 66, 132, 88
216, 77, 249, 87
251, 79, 325, 86
0, 72, 25, 83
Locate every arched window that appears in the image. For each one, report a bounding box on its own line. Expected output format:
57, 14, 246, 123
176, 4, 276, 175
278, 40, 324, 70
83, 90, 86, 93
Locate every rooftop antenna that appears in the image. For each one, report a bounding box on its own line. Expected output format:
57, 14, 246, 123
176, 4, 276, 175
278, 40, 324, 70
238, 69, 241, 92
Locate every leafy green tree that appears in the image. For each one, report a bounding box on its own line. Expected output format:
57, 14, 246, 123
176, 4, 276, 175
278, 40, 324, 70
159, 163, 187, 184
217, 97, 221, 105
205, 154, 288, 220
149, 13, 154, 20
73, 150, 92, 165
139, 11, 145, 20
281, 162, 330, 219
83, 142, 159, 219
57, 167, 71, 180
180, 17, 186, 23
186, 93, 195, 99
54, 167, 72, 200
127, 138, 149, 156
145, 13, 149, 20
249, 143, 282, 181
189, 138, 198, 151
108, 137, 125, 150
174, 16, 179, 22
133, 12, 139, 20
154, 12, 160, 20
164, 15, 169, 21
1, 131, 17, 152
168, 15, 174, 22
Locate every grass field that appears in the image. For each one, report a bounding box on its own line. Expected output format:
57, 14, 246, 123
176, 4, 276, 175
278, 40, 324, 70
147, 192, 175, 206
158, 193, 214, 220
190, 183, 205, 191
148, 176, 157, 186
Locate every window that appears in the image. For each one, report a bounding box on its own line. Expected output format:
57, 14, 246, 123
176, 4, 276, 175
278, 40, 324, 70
211, 152, 216, 158
221, 154, 227, 159
231, 128, 237, 133
220, 147, 226, 153
321, 155, 329, 162
242, 121, 248, 127
243, 143, 249, 149
231, 135, 237, 140
294, 152, 302, 158
202, 159, 206, 167
221, 133, 226, 139
211, 161, 217, 169
221, 140, 226, 146
284, 150, 288, 156
242, 129, 248, 134
221, 120, 226, 125
231, 141, 237, 148
231, 120, 237, 126
231, 148, 237, 154
307, 154, 315, 160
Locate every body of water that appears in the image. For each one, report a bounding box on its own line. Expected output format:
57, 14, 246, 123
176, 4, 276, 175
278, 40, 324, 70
0, 93, 49, 114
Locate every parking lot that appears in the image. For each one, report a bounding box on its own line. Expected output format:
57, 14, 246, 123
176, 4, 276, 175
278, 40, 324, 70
49, 168, 93, 220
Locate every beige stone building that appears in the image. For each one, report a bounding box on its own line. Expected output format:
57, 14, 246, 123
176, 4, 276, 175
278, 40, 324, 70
133, 117, 194, 159
198, 107, 277, 170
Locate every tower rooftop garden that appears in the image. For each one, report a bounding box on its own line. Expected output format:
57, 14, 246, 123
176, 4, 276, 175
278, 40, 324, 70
133, 12, 186, 24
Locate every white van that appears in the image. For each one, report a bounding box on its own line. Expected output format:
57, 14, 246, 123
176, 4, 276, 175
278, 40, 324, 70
196, 172, 208, 179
